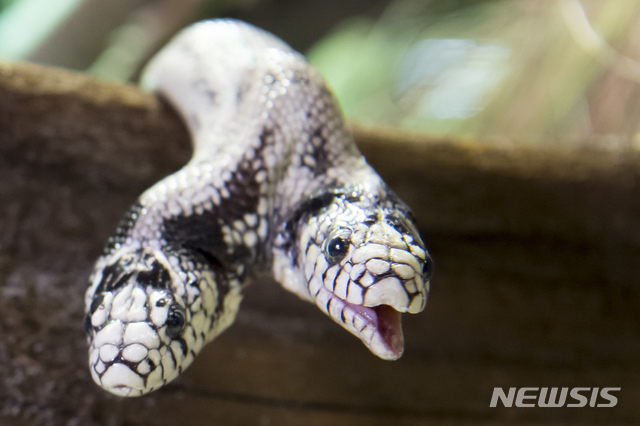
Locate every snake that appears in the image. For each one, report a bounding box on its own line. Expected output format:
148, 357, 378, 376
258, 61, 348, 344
83, 19, 432, 397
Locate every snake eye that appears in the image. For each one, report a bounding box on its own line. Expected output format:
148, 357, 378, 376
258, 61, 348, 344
166, 306, 186, 339
325, 236, 350, 264
422, 255, 434, 280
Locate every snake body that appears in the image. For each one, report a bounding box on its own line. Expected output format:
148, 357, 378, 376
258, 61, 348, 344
84, 20, 432, 397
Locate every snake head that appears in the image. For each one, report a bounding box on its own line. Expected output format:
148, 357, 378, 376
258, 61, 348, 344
84, 248, 213, 397
277, 186, 432, 360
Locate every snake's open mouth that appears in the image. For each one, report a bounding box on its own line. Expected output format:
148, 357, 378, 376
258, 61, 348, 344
335, 295, 404, 360
373, 304, 404, 354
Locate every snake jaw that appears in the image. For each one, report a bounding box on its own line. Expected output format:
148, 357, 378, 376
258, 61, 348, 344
315, 286, 405, 360
352, 302, 405, 359
110, 385, 137, 397
373, 305, 404, 357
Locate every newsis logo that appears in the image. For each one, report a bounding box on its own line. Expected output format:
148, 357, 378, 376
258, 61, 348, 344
490, 387, 620, 408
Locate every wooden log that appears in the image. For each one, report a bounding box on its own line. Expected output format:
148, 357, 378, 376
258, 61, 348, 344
0, 61, 638, 425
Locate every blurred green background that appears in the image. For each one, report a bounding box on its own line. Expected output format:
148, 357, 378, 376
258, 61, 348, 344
1, 0, 639, 145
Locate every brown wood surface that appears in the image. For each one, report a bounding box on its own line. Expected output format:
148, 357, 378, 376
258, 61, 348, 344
0, 61, 638, 425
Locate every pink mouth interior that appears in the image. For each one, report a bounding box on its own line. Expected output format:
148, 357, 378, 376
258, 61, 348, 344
345, 301, 404, 355
374, 305, 404, 354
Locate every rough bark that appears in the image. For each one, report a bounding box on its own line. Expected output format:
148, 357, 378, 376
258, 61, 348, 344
0, 61, 638, 425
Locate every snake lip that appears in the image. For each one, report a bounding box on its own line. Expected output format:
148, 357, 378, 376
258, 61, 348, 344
373, 304, 404, 357
339, 297, 404, 360
110, 385, 134, 397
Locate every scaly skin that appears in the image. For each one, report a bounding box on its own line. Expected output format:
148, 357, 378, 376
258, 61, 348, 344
84, 19, 432, 397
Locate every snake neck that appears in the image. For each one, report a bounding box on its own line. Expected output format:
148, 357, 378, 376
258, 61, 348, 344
85, 19, 431, 397
137, 20, 372, 272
